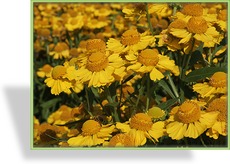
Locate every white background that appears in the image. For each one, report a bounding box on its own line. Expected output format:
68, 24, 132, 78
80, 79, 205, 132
0, 0, 229, 163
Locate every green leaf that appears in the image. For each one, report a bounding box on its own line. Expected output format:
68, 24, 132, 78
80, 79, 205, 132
158, 80, 175, 99
40, 98, 60, 109
158, 98, 178, 111
184, 67, 227, 82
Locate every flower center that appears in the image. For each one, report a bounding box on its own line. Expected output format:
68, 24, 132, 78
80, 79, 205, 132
70, 18, 79, 25
181, 4, 203, 16
121, 29, 141, 46
108, 133, 134, 147
52, 65, 67, 79
42, 64, 52, 73
86, 52, 109, 72
168, 19, 187, 30
207, 98, 227, 122
138, 49, 159, 66
130, 113, 153, 131
218, 9, 227, 21
187, 16, 208, 34
177, 101, 201, 124
54, 42, 69, 52
86, 39, 106, 53
209, 72, 227, 88
147, 107, 165, 119
81, 120, 101, 136
69, 48, 79, 57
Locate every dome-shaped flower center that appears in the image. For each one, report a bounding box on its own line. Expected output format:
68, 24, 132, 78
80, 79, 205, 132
54, 42, 69, 52
207, 98, 226, 122
86, 52, 109, 72
177, 101, 201, 124
81, 120, 101, 136
130, 113, 153, 131
218, 9, 227, 21
40, 28, 50, 37
209, 72, 227, 88
181, 4, 203, 16
52, 65, 67, 79
42, 64, 52, 73
86, 39, 106, 53
70, 18, 80, 25
168, 19, 187, 30
187, 16, 208, 34
108, 133, 134, 147
69, 48, 78, 57
121, 29, 141, 46
138, 49, 159, 66
147, 107, 165, 119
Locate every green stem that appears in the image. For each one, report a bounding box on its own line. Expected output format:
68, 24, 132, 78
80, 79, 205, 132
105, 86, 120, 122
145, 74, 151, 112
182, 38, 195, 80
167, 74, 181, 104
200, 136, 207, 147
85, 87, 93, 117
145, 4, 154, 36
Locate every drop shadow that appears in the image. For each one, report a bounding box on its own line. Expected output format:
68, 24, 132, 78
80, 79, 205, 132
5, 86, 193, 161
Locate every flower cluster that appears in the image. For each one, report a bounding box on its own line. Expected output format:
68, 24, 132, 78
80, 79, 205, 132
33, 3, 228, 148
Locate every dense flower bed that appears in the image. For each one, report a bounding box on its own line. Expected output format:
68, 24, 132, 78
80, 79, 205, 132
33, 2, 228, 148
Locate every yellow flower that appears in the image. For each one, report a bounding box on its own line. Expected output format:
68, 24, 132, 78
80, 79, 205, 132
49, 42, 70, 59
36, 64, 53, 78
206, 98, 227, 139
216, 9, 227, 32
122, 3, 147, 21
169, 16, 220, 47
166, 101, 219, 140
67, 120, 115, 147
175, 3, 217, 23
35, 122, 69, 145
147, 106, 166, 121
107, 133, 135, 147
85, 16, 110, 29
193, 71, 227, 98
126, 48, 179, 81
47, 104, 85, 125
106, 29, 155, 54
148, 4, 172, 18
116, 113, 165, 146
74, 51, 126, 87
65, 14, 84, 31
44, 65, 72, 95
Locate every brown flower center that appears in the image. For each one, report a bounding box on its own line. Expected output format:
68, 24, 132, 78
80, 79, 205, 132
207, 98, 227, 122
209, 72, 227, 88
54, 42, 69, 52
42, 64, 52, 73
168, 19, 187, 30
86, 52, 109, 72
177, 101, 201, 124
187, 16, 208, 34
121, 29, 141, 46
81, 120, 101, 136
130, 113, 153, 131
69, 48, 79, 57
86, 39, 106, 53
181, 4, 203, 16
52, 65, 66, 79
108, 133, 134, 147
138, 49, 159, 66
